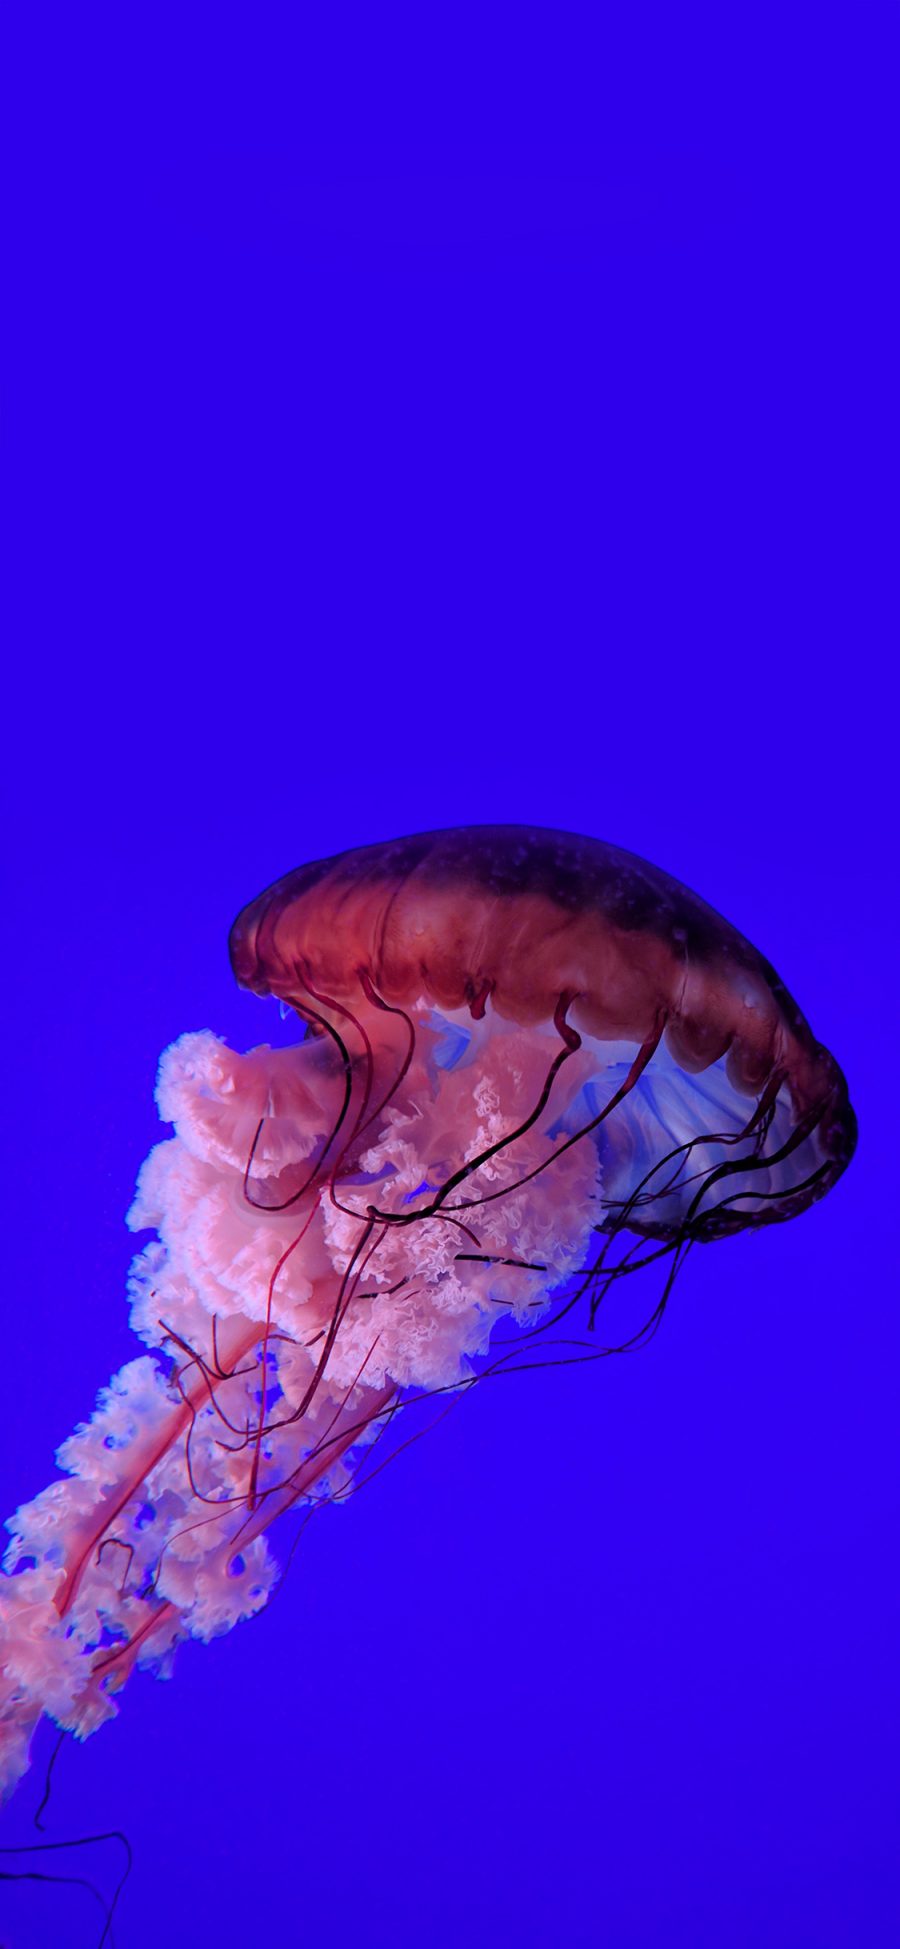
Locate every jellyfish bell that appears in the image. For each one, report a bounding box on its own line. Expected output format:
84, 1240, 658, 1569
229, 826, 856, 1241
0, 828, 855, 1809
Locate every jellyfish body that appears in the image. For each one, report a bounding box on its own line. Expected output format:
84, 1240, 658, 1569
0, 829, 855, 1800
229, 825, 856, 1231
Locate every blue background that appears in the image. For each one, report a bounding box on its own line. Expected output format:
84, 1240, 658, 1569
3, 62, 896, 1949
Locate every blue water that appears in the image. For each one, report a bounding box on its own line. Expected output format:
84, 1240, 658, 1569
3, 99, 895, 1949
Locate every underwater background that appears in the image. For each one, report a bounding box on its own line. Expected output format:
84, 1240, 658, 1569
3, 40, 896, 1949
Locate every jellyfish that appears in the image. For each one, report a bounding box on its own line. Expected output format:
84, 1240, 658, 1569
0, 827, 855, 1802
